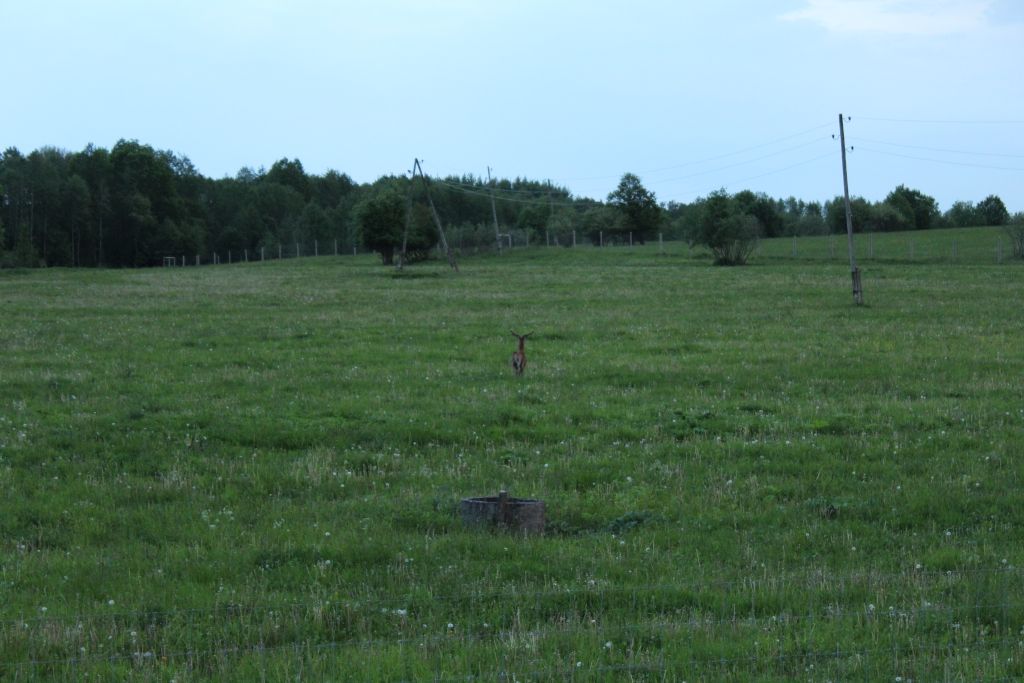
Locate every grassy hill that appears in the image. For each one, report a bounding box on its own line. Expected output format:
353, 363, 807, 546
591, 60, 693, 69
1, 230, 1022, 680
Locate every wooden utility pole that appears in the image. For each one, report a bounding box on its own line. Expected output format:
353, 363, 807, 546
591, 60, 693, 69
412, 158, 458, 272
487, 166, 502, 253
839, 114, 863, 305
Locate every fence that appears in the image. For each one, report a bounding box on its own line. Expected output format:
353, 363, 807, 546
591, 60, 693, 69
757, 230, 1021, 265
161, 228, 1022, 271
4, 566, 1021, 680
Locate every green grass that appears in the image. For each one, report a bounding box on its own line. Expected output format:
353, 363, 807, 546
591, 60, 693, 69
1, 229, 1023, 680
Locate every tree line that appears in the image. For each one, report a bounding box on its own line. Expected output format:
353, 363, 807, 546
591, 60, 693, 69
0, 141, 1019, 268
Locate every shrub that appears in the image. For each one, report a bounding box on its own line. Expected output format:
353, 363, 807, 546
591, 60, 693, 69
690, 190, 761, 265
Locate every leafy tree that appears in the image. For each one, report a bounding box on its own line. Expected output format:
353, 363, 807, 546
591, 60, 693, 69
546, 207, 577, 246
885, 185, 939, 230
871, 202, 911, 232
825, 196, 873, 234
796, 201, 826, 235
579, 205, 625, 245
62, 174, 91, 267
691, 189, 761, 265
265, 158, 311, 200
297, 202, 332, 245
515, 204, 551, 243
607, 173, 662, 243
976, 195, 1009, 226
355, 182, 435, 265
945, 200, 980, 227
734, 190, 784, 238
355, 187, 405, 264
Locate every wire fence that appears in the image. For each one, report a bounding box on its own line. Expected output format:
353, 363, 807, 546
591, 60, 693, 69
164, 227, 1022, 271
3, 566, 1021, 680
756, 230, 1022, 265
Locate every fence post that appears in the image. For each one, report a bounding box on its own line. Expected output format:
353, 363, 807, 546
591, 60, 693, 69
572, 230, 576, 248
315, 240, 318, 257
660, 233, 664, 255
600, 231, 604, 247
296, 243, 300, 258
334, 239, 338, 256
629, 232, 633, 247
196, 254, 200, 266
261, 247, 265, 261
244, 249, 248, 262
228, 250, 232, 264
278, 244, 282, 259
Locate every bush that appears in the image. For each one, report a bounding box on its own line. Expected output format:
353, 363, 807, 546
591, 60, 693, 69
690, 190, 761, 265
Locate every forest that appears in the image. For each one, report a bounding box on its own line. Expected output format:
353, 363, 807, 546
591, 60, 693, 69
0, 140, 1016, 268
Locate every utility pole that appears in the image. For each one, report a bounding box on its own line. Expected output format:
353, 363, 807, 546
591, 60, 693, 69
412, 158, 458, 272
839, 114, 864, 305
487, 166, 502, 253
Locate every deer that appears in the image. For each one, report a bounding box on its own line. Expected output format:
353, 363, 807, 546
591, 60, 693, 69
510, 331, 533, 376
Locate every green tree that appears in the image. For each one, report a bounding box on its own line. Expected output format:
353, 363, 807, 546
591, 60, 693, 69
62, 174, 91, 267
691, 189, 761, 265
976, 195, 1009, 226
579, 205, 625, 245
265, 158, 311, 200
945, 200, 980, 227
607, 173, 662, 243
546, 207, 577, 246
355, 183, 436, 265
885, 185, 939, 230
826, 196, 873, 234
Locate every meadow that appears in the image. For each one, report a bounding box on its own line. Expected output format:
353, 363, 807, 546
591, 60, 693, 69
1, 227, 1022, 681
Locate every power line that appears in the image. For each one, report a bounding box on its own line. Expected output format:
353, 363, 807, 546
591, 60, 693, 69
649, 136, 833, 184
554, 121, 836, 182
653, 150, 839, 200
854, 145, 1024, 172
435, 137, 836, 208
852, 115, 1024, 125
849, 137, 1024, 159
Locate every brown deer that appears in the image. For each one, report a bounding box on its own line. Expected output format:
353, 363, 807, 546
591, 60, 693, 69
510, 331, 533, 376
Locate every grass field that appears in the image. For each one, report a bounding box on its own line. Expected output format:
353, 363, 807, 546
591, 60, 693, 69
1, 227, 1023, 680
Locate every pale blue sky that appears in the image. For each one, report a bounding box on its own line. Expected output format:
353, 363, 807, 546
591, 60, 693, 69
2, 0, 1022, 211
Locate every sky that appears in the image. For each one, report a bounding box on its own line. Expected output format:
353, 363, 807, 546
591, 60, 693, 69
2, 0, 1023, 211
